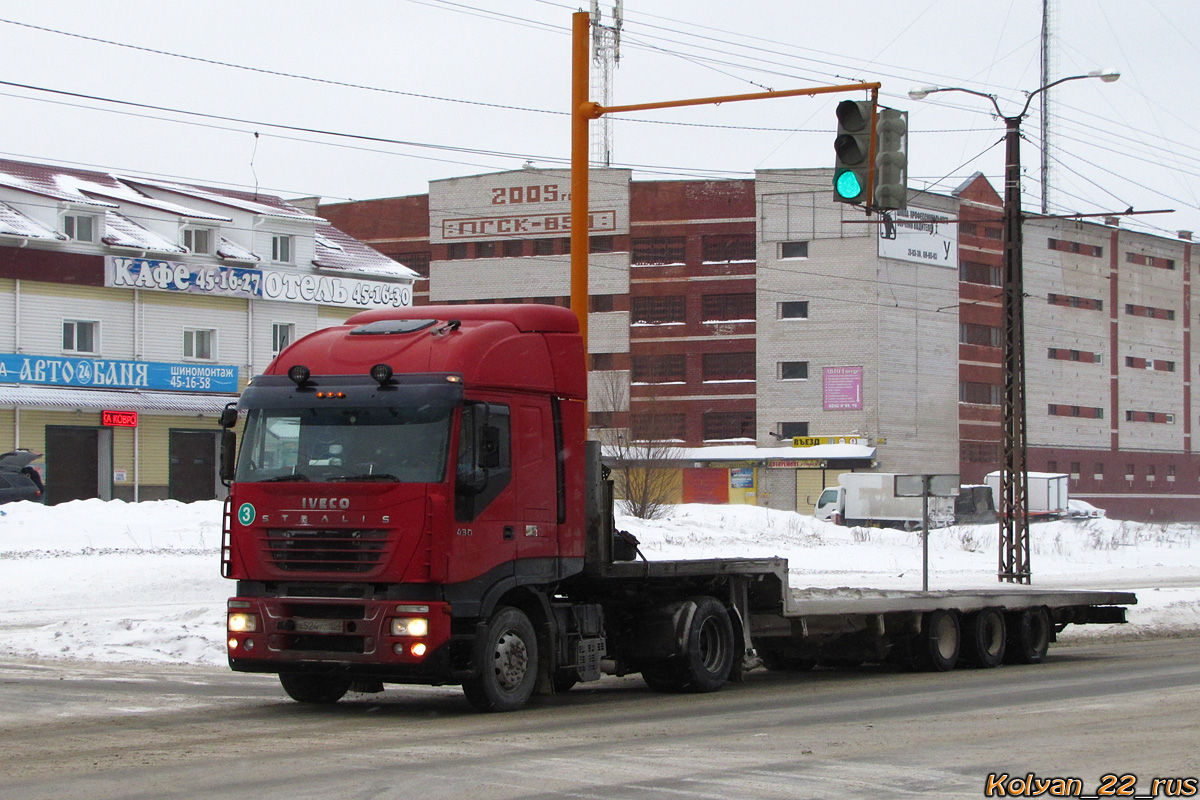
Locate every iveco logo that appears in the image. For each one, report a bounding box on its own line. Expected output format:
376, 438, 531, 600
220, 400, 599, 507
301, 497, 351, 509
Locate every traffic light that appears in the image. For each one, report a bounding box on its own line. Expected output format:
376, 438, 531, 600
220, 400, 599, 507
873, 108, 909, 211
833, 99, 875, 204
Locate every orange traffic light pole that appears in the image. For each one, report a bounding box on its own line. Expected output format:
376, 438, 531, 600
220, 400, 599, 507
570, 9, 879, 350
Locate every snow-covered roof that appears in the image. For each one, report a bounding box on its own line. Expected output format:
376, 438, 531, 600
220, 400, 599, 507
313, 222, 418, 278
118, 176, 324, 222
217, 236, 260, 263
605, 443, 876, 462
101, 211, 187, 254
0, 201, 64, 240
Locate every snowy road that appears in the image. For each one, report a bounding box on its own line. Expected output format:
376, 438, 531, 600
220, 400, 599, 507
1, 637, 1197, 800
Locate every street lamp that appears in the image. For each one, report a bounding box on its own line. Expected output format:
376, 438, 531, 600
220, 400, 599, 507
909, 70, 1119, 584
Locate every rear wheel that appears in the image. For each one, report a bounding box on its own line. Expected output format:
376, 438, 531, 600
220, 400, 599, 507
911, 609, 960, 672
462, 606, 539, 712
278, 672, 351, 704
961, 608, 1006, 668
1005, 607, 1051, 664
641, 596, 735, 693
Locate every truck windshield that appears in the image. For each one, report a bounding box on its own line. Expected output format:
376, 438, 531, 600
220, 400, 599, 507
236, 404, 453, 484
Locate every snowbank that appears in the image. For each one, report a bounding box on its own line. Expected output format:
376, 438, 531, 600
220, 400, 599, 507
0, 499, 1197, 667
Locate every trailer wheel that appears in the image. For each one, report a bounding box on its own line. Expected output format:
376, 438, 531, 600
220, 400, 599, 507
913, 609, 960, 672
462, 606, 539, 712
641, 596, 735, 693
278, 672, 351, 704
961, 608, 1006, 668
1005, 607, 1051, 665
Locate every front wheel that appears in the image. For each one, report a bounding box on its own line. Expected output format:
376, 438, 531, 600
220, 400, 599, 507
462, 606, 539, 712
278, 672, 351, 704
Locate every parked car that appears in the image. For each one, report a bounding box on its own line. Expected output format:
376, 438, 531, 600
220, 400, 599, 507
0, 450, 44, 504
1066, 498, 1106, 519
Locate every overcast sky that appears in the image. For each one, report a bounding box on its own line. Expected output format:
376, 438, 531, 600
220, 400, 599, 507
0, 0, 1195, 238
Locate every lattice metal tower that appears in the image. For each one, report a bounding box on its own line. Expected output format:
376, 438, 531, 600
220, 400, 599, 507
590, 0, 622, 167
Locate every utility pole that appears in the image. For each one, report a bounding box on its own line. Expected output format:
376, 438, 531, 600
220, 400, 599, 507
910, 68, 1120, 584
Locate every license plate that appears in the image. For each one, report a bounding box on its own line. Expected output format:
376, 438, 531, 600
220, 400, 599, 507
293, 618, 343, 634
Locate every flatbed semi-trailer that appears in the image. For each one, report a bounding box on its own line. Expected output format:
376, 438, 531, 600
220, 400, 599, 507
218, 304, 1135, 710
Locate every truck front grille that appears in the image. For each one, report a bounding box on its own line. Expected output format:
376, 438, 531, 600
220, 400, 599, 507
265, 529, 388, 573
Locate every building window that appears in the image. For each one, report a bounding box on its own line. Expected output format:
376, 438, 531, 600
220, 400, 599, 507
702, 233, 755, 263
631, 236, 685, 265
1168, 465, 1177, 482
184, 328, 216, 361
272, 322, 295, 354
780, 422, 809, 438
1046, 460, 1058, 473
475, 241, 497, 258
780, 361, 808, 380
1094, 462, 1104, 481
960, 260, 1002, 286
533, 238, 554, 256
960, 323, 1001, 348
589, 294, 615, 313
182, 227, 214, 254
703, 411, 755, 441
961, 441, 1000, 463
588, 411, 616, 429
271, 234, 294, 264
62, 320, 98, 354
702, 351, 754, 382
631, 354, 686, 384
503, 239, 524, 258
1147, 465, 1156, 482
447, 242, 469, 260
779, 301, 809, 320
631, 413, 687, 441
393, 251, 431, 278
589, 235, 614, 253
780, 241, 809, 259
62, 213, 97, 242
702, 293, 755, 322
631, 295, 685, 324
960, 381, 1001, 406
1048, 238, 1103, 258
1070, 462, 1081, 480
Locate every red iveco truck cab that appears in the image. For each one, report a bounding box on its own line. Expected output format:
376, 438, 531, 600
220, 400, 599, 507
220, 304, 1134, 712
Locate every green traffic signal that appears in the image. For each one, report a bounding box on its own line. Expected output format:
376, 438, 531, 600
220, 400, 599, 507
834, 169, 864, 201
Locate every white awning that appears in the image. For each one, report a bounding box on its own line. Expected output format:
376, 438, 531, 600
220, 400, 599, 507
0, 386, 236, 414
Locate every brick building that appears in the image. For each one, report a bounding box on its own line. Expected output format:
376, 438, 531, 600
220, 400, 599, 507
323, 166, 1199, 522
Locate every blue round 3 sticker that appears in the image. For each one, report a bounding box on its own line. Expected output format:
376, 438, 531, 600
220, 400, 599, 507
237, 502, 256, 526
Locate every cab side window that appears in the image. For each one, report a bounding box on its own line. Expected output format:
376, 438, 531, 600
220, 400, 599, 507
455, 402, 512, 521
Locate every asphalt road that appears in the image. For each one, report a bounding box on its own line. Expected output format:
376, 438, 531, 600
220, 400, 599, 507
1, 636, 1198, 800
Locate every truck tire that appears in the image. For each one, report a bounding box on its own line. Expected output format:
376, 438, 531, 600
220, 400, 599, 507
278, 672, 351, 704
462, 606, 539, 712
961, 608, 1006, 668
1005, 607, 1051, 665
641, 596, 734, 693
912, 609, 960, 672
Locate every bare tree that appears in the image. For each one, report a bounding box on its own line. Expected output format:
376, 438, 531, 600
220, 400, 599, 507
590, 369, 683, 520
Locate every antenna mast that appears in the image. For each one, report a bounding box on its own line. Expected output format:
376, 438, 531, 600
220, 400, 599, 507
590, 0, 622, 167
1039, 0, 1056, 214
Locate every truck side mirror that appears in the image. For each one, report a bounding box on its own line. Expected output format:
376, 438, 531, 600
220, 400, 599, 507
219, 405, 238, 429
220, 430, 237, 484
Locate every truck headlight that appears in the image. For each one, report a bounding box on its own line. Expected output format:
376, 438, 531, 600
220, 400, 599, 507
391, 617, 429, 637
228, 612, 258, 633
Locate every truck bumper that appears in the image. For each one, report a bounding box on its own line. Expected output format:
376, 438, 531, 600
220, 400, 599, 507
225, 595, 456, 683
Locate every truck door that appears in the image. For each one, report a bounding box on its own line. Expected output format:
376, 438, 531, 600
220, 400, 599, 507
513, 402, 558, 563
450, 402, 516, 584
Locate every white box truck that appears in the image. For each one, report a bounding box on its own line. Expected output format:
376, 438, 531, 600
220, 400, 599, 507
814, 472, 954, 529
984, 471, 1069, 519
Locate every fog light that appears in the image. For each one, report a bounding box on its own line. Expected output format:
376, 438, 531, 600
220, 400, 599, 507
391, 617, 429, 637
228, 638, 239, 650
244, 638, 255, 651
228, 612, 258, 632
410, 642, 427, 658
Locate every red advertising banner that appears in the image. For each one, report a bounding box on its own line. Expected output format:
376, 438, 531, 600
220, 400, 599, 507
101, 409, 138, 428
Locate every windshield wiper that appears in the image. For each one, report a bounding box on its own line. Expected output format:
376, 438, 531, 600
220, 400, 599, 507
328, 473, 401, 482
258, 473, 312, 482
